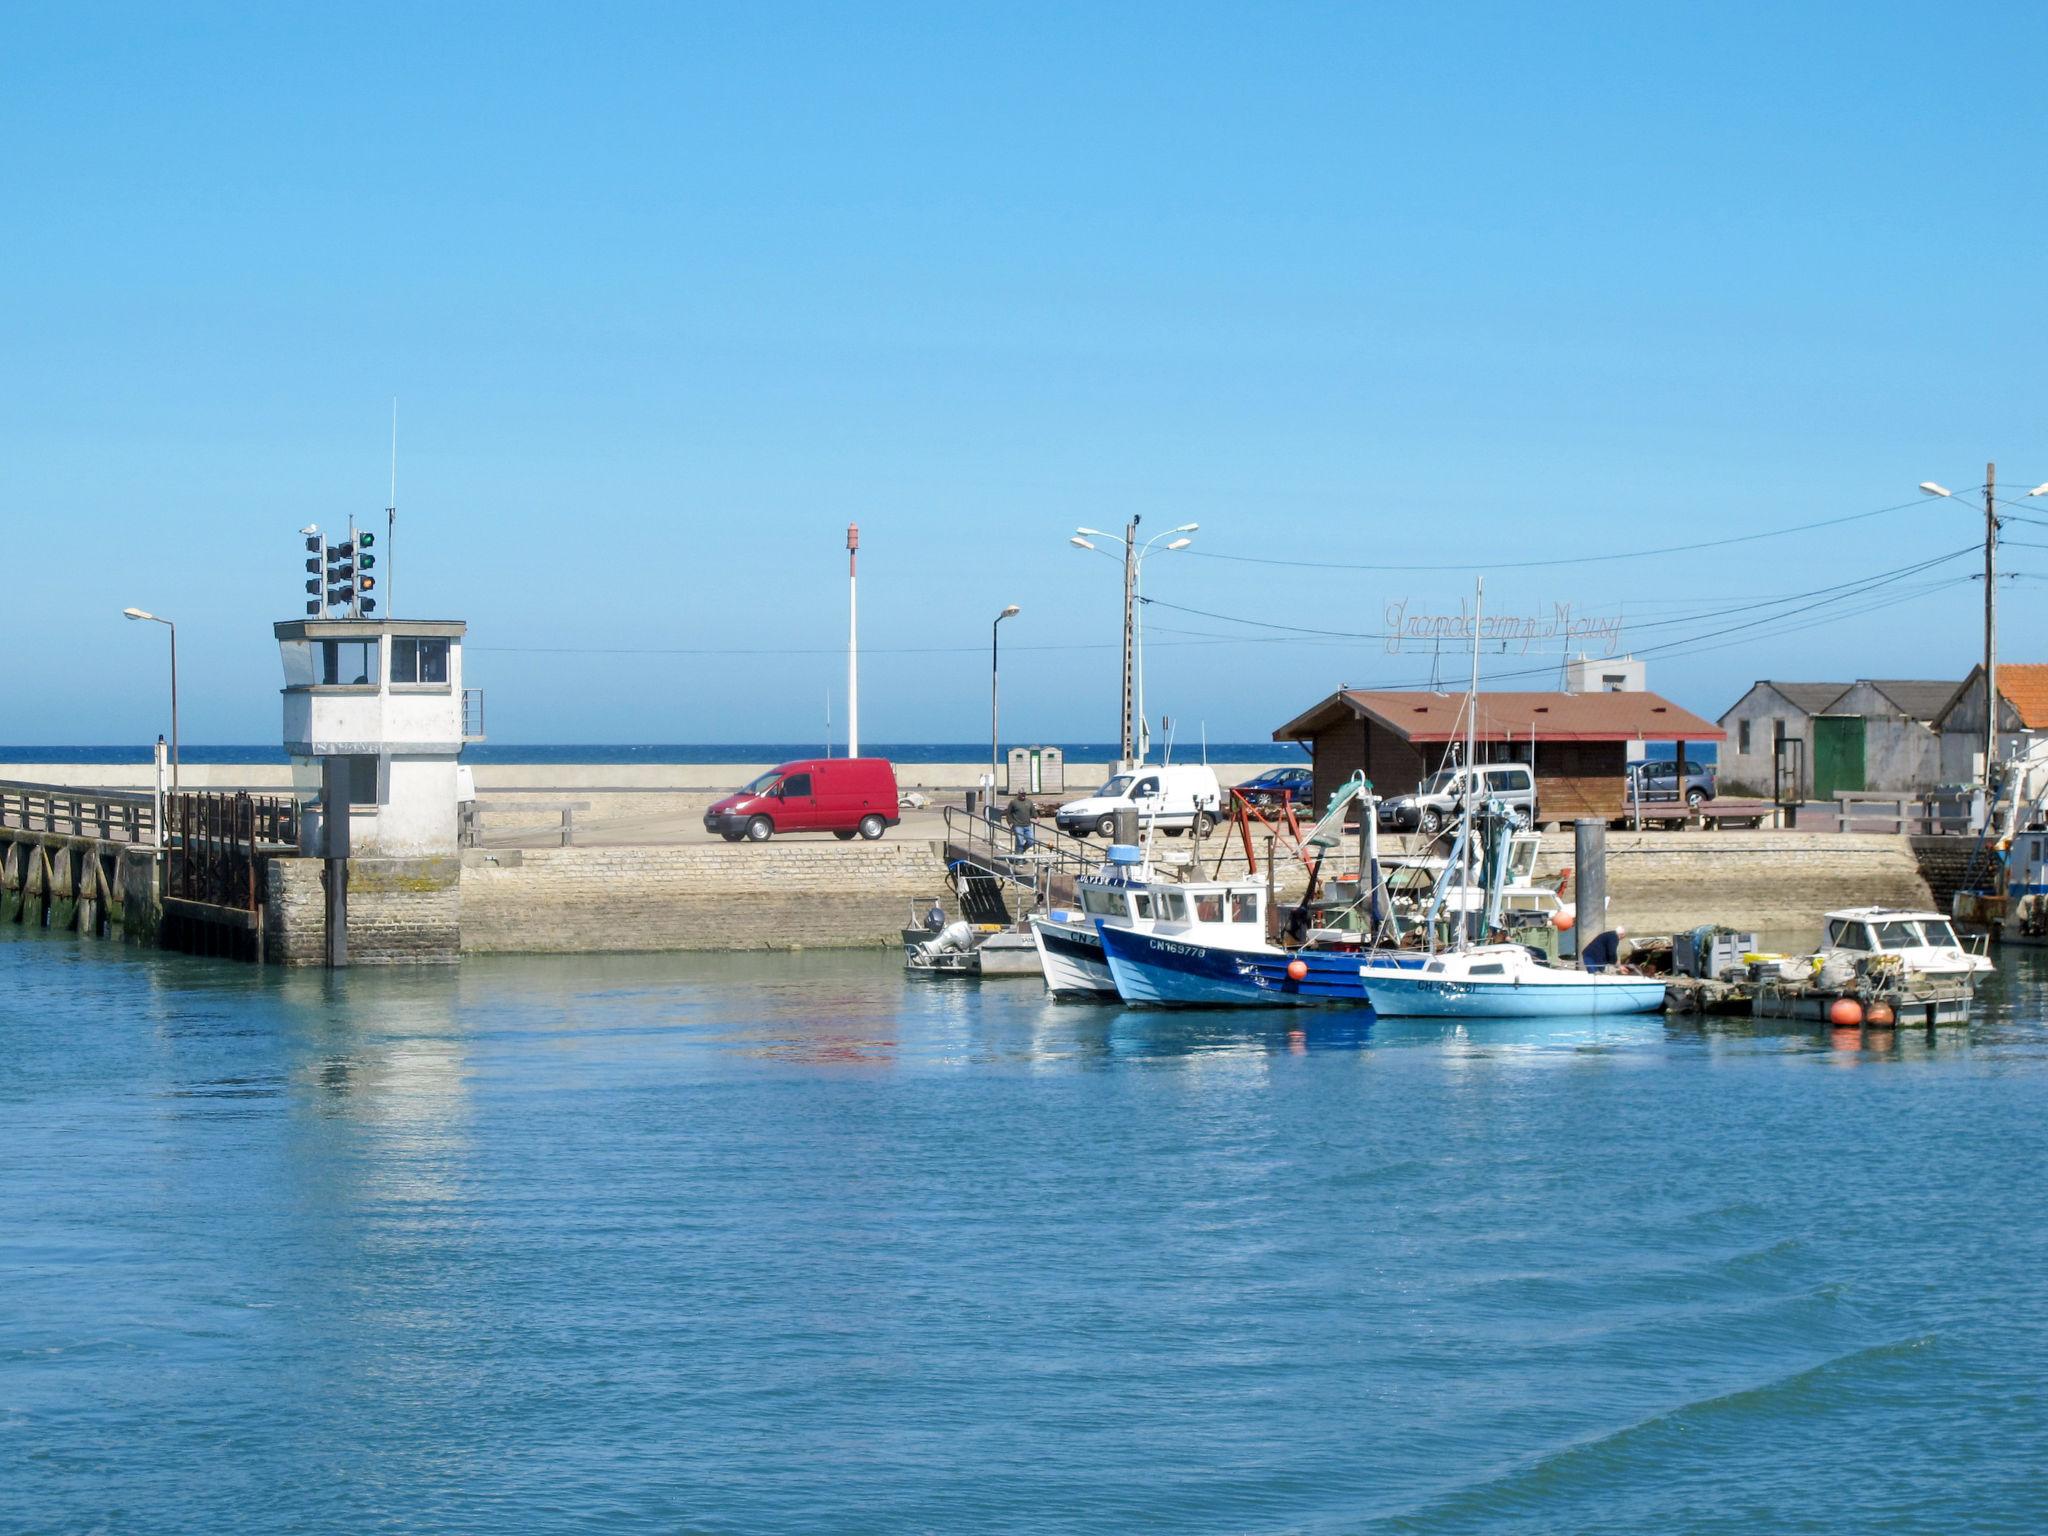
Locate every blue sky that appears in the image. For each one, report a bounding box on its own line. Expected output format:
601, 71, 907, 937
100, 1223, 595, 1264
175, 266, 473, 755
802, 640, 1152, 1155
7, 2, 2047, 747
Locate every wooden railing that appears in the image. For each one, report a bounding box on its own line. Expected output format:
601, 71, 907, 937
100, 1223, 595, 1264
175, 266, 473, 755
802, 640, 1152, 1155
1832, 792, 1972, 835
0, 781, 158, 845
462, 800, 592, 847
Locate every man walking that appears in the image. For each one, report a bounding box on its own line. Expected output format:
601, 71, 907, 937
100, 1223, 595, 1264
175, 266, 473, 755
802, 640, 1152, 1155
1006, 789, 1036, 853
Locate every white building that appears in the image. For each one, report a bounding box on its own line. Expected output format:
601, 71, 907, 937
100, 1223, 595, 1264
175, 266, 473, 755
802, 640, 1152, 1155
274, 618, 480, 857
1932, 664, 2048, 785
1564, 653, 1645, 693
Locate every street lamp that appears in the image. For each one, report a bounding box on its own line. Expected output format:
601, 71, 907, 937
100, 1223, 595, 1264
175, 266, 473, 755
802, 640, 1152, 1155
991, 604, 1021, 796
123, 607, 179, 790
1920, 468, 2006, 801
1069, 520, 1198, 765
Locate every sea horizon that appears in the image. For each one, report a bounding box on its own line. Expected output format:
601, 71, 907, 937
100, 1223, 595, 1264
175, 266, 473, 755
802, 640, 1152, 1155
0, 739, 1714, 767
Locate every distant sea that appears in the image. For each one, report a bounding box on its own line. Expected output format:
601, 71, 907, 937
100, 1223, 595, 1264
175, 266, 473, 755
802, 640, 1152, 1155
0, 738, 1712, 765
0, 742, 1309, 766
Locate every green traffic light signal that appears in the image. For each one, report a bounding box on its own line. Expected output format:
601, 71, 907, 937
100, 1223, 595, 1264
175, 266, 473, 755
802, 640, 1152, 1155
360, 553, 376, 570
359, 530, 376, 548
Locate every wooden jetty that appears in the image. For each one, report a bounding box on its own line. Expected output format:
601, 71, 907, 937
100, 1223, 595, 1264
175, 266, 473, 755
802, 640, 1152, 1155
0, 780, 299, 960
1663, 972, 1976, 1028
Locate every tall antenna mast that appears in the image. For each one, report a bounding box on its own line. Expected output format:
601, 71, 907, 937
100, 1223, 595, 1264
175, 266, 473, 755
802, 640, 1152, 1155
386, 398, 398, 617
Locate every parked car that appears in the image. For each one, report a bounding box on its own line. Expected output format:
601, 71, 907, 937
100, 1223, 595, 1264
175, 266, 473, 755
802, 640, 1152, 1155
1377, 763, 1538, 836
1234, 765, 1313, 811
1628, 758, 1717, 809
1057, 764, 1225, 838
703, 758, 901, 842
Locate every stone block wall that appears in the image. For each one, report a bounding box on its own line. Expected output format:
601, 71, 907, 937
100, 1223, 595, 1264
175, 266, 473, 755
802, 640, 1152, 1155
1539, 831, 1938, 942
1909, 835, 1980, 913
458, 841, 953, 953
264, 855, 462, 965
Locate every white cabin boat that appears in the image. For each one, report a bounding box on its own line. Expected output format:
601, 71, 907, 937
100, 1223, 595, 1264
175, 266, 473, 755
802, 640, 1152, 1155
1817, 907, 1992, 979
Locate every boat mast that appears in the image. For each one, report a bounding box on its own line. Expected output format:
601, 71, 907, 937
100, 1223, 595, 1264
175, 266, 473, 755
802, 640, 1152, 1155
1460, 577, 1483, 952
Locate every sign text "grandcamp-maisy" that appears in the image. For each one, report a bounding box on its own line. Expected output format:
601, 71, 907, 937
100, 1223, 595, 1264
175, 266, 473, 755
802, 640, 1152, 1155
1381, 599, 1626, 656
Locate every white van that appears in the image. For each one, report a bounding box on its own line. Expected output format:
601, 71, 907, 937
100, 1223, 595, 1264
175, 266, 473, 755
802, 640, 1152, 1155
1057, 765, 1225, 838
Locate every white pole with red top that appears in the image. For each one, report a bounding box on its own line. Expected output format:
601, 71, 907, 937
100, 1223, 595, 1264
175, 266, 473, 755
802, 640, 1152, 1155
846, 523, 860, 758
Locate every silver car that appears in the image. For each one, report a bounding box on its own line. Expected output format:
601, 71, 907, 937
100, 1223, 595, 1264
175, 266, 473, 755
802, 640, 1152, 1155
1628, 758, 1716, 809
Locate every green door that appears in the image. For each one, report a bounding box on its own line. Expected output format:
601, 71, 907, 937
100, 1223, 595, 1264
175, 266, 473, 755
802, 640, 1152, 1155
1812, 715, 1866, 799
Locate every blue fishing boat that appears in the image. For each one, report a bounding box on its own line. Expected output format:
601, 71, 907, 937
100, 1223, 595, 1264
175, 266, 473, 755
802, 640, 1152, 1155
1097, 922, 1399, 1007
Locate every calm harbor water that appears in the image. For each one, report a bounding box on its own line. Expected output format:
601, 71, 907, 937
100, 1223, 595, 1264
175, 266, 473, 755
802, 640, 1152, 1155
4, 932, 2042, 1534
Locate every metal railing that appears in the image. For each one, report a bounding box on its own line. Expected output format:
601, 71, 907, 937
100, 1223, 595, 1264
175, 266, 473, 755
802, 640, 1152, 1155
942, 804, 1095, 880
163, 793, 274, 912
1832, 792, 1973, 835
0, 781, 158, 845
463, 688, 487, 741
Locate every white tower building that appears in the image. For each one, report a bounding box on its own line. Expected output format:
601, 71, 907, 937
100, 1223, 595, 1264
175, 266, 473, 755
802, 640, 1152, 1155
274, 617, 481, 858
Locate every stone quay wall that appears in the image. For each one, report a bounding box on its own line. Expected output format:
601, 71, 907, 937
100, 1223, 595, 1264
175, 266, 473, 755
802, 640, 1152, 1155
1540, 831, 1938, 941
264, 855, 462, 965
458, 840, 951, 953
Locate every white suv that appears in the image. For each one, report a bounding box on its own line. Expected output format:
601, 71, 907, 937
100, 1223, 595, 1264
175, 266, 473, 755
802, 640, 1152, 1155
1377, 764, 1537, 836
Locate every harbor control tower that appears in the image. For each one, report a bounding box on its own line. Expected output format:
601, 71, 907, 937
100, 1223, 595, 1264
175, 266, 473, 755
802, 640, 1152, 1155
273, 617, 482, 962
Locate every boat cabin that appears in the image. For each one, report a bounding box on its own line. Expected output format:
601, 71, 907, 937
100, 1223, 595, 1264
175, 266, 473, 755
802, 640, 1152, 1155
1819, 907, 1988, 976
1077, 877, 1267, 936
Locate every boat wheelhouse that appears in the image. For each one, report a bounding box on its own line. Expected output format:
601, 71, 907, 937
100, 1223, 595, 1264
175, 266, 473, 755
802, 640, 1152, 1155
1819, 907, 1991, 978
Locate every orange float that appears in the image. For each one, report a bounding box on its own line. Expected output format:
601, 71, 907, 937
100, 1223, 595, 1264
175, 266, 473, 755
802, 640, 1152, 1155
1287, 959, 1309, 982
1828, 997, 1864, 1026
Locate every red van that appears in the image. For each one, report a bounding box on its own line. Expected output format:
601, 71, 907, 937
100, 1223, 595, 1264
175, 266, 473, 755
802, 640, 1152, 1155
703, 758, 902, 842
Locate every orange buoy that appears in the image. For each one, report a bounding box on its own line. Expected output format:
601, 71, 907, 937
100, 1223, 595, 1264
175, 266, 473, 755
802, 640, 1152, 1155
1287, 958, 1309, 982
1552, 910, 1576, 932
1828, 997, 1864, 1026
1865, 1002, 1896, 1026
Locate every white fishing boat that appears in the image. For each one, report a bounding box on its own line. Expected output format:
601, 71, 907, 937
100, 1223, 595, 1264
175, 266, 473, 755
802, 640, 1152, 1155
1354, 943, 1666, 1017
1813, 907, 1992, 980
1028, 906, 1116, 997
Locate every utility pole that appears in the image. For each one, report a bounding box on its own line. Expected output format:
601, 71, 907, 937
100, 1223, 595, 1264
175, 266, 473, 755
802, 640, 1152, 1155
846, 523, 860, 757
1120, 514, 1138, 768
1984, 461, 1998, 796
387, 398, 398, 619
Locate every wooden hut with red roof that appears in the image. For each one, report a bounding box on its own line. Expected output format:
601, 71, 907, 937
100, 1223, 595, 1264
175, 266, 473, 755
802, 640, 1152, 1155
1274, 688, 1725, 825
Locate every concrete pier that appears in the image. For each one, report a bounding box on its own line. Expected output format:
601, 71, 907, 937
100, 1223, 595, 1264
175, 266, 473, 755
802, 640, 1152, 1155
0, 763, 1980, 959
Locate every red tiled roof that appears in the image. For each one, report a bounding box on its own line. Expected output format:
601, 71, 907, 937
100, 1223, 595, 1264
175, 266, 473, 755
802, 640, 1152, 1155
1997, 664, 2048, 729
1276, 689, 1725, 744
1934, 663, 2048, 731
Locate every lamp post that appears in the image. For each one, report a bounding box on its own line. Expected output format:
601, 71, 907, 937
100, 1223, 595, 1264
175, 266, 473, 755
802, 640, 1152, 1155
991, 604, 1020, 795
1919, 469, 2048, 802
122, 608, 178, 790
1070, 521, 1196, 767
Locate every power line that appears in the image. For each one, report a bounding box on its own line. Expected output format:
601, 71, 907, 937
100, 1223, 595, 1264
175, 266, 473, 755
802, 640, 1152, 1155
1138, 546, 1979, 646
1174, 495, 1939, 573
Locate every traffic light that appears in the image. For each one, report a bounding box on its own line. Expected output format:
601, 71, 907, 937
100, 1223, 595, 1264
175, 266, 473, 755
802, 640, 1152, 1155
327, 540, 355, 609
299, 530, 325, 613
360, 596, 378, 615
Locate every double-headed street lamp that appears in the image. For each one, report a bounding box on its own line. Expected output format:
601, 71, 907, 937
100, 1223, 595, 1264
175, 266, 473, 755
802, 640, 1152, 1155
122, 607, 179, 790
1070, 519, 1196, 766
991, 604, 1021, 794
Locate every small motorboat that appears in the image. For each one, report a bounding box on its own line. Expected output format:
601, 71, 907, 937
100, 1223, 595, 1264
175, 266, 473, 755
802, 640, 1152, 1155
1815, 907, 1992, 979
